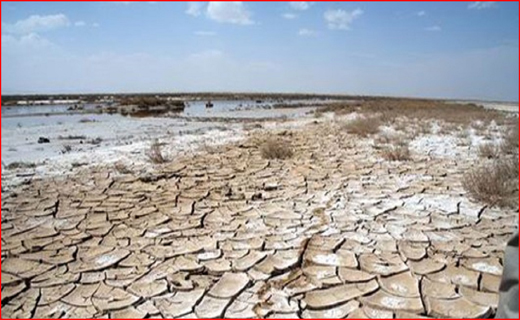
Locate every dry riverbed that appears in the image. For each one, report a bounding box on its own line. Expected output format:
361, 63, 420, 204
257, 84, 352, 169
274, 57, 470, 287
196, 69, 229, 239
1, 100, 518, 318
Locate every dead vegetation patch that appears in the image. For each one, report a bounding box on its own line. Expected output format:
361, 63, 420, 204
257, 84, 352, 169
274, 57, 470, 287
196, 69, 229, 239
381, 144, 411, 161
317, 99, 506, 129
260, 138, 293, 160
463, 119, 518, 208
501, 121, 519, 155
478, 143, 501, 159
343, 117, 382, 137
415, 121, 433, 135
374, 131, 412, 161
378, 136, 412, 161
463, 157, 519, 208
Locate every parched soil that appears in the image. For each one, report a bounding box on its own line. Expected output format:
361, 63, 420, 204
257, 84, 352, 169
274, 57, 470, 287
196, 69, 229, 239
1, 117, 517, 318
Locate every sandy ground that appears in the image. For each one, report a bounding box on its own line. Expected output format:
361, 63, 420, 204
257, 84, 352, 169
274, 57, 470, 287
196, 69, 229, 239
1, 104, 518, 319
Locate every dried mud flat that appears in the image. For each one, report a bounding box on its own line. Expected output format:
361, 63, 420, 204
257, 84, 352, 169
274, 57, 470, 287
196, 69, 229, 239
1, 109, 518, 319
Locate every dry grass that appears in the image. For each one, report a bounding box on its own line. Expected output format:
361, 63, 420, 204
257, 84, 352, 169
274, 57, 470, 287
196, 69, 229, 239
146, 141, 169, 164
455, 129, 471, 147
260, 139, 293, 160
374, 132, 412, 161
343, 117, 382, 137
463, 157, 519, 208
478, 143, 501, 159
380, 143, 411, 161
416, 121, 432, 135
317, 99, 506, 128
501, 122, 519, 155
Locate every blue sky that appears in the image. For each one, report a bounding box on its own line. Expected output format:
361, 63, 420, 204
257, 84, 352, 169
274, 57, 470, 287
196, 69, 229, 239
1, 1, 518, 101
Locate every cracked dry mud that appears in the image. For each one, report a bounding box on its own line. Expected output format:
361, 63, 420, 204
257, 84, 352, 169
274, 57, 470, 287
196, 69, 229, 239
2, 121, 517, 319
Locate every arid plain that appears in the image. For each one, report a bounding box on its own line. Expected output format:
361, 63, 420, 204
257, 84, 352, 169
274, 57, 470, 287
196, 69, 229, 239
1, 96, 518, 318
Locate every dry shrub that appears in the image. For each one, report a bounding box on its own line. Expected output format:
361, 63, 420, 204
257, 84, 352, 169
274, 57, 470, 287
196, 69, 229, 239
501, 121, 519, 155
463, 157, 519, 208
146, 141, 169, 164
317, 98, 505, 127
343, 117, 382, 137
381, 143, 411, 161
478, 143, 501, 159
260, 139, 293, 160
375, 133, 411, 161
416, 121, 432, 135
455, 129, 471, 147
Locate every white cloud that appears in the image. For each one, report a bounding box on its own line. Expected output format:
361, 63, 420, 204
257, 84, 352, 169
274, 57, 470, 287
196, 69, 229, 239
425, 25, 441, 32
206, 2, 253, 25
289, 2, 313, 11
324, 8, 363, 30
186, 2, 203, 16
416, 11, 426, 17
92, 22, 100, 28
2, 32, 52, 48
468, 1, 496, 10
282, 13, 298, 20
74, 21, 86, 27
298, 28, 317, 37
2, 13, 70, 34
194, 31, 216, 36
